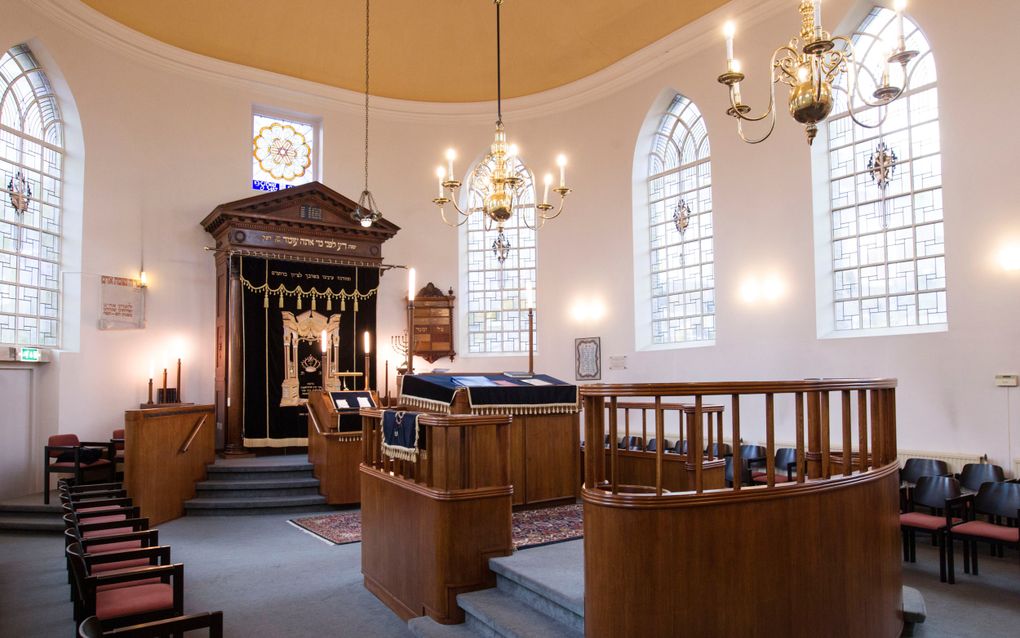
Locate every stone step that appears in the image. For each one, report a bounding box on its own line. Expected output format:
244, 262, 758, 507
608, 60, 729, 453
0, 513, 64, 532
0, 502, 62, 514
458, 589, 582, 638
407, 617, 483, 638
204, 464, 314, 481
487, 541, 584, 633
183, 494, 328, 516
194, 477, 321, 498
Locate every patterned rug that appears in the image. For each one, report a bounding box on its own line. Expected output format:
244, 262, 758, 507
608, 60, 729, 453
289, 503, 583, 549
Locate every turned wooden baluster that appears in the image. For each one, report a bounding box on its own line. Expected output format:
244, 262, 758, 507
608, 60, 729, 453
795, 392, 805, 484
765, 393, 776, 487
693, 395, 704, 493
642, 408, 648, 451
706, 403, 715, 461
820, 391, 831, 480
655, 396, 664, 496
806, 391, 820, 479
609, 396, 619, 494
841, 390, 852, 477
858, 391, 869, 473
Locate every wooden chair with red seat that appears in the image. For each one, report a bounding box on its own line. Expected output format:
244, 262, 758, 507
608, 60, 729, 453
66, 542, 184, 632
945, 481, 1020, 584
751, 447, 800, 485
899, 475, 962, 582
44, 435, 117, 503
66, 540, 175, 605
79, 611, 223, 638
111, 429, 125, 479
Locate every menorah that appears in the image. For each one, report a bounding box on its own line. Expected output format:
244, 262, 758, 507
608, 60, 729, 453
391, 330, 409, 375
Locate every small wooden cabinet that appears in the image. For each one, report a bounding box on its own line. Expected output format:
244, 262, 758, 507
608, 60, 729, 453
411, 283, 455, 363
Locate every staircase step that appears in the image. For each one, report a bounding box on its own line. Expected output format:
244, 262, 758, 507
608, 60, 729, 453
0, 502, 62, 514
0, 514, 65, 532
408, 616, 483, 638
203, 467, 314, 481
184, 494, 328, 516
488, 541, 584, 632
458, 589, 582, 638
194, 477, 321, 498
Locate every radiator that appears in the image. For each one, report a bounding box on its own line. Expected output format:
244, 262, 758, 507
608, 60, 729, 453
896, 449, 986, 476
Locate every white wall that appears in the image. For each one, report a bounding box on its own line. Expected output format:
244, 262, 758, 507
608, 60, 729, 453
2, 0, 1017, 494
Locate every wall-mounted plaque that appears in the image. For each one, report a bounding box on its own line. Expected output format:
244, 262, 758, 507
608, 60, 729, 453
575, 337, 602, 381
412, 283, 456, 363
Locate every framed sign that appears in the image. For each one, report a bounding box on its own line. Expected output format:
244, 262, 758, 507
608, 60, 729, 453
574, 337, 601, 381
412, 282, 456, 363
99, 276, 146, 330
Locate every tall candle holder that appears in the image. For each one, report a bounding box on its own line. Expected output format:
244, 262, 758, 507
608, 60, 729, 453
527, 307, 535, 376
391, 331, 409, 376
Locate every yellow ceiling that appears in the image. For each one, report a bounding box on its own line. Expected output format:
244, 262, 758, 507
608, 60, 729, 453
81, 0, 730, 102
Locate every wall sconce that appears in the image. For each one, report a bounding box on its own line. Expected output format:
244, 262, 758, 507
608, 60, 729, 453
739, 274, 786, 304
570, 297, 607, 323
138, 270, 148, 287
998, 245, 1020, 272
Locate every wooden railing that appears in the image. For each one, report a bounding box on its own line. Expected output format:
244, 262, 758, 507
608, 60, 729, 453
583, 379, 898, 496
361, 409, 511, 493
603, 401, 725, 454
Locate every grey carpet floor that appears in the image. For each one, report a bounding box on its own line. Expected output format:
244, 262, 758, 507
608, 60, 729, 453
1, 512, 1017, 637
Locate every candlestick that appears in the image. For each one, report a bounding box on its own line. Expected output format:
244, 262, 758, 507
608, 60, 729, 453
435, 166, 445, 197
445, 148, 456, 181
147, 378, 153, 405
556, 154, 567, 188
384, 360, 390, 407
364, 353, 371, 392
176, 358, 182, 403
723, 21, 735, 63
408, 267, 416, 302
364, 330, 371, 354
894, 0, 906, 48
161, 368, 168, 404
320, 329, 328, 353
543, 173, 552, 204
407, 299, 416, 376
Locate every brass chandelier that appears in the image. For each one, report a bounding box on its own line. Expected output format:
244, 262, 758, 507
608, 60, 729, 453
718, 0, 919, 145
431, 0, 570, 263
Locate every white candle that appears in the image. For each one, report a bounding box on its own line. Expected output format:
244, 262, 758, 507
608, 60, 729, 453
723, 21, 735, 63
894, 0, 906, 46
435, 166, 445, 197
525, 280, 535, 310
556, 154, 567, 188
320, 329, 328, 354
445, 148, 456, 180
148, 360, 154, 381
814, 0, 822, 34
731, 59, 742, 103
364, 330, 371, 354
408, 267, 416, 302
543, 173, 552, 203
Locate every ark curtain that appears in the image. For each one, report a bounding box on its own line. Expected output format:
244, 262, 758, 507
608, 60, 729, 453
239, 256, 378, 447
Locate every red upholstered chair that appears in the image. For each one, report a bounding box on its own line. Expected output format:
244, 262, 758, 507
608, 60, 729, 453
79, 611, 223, 638
66, 542, 183, 631
899, 475, 962, 582
752, 447, 800, 485
45, 434, 116, 503
946, 481, 1020, 584
111, 429, 125, 462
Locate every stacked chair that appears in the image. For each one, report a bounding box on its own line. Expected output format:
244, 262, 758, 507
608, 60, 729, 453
43, 434, 118, 503
899, 475, 962, 582
56, 478, 224, 634
945, 478, 1019, 584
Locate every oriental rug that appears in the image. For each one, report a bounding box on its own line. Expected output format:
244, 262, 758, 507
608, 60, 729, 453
289, 503, 583, 549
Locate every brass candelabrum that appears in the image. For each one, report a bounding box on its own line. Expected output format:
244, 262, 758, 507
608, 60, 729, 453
391, 331, 409, 375
718, 0, 918, 145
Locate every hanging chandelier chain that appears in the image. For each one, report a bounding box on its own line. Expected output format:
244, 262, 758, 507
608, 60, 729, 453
495, 0, 502, 124
363, 0, 371, 192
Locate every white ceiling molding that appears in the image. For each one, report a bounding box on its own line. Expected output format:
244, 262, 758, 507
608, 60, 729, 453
30, 0, 788, 124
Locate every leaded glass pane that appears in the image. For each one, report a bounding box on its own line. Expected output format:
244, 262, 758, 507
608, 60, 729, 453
826, 9, 945, 331
463, 155, 537, 354
647, 95, 714, 345
251, 113, 316, 192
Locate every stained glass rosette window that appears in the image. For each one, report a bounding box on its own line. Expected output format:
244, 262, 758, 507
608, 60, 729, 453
826, 8, 945, 331
463, 156, 537, 355
0, 45, 63, 347
647, 94, 715, 345
252, 114, 315, 192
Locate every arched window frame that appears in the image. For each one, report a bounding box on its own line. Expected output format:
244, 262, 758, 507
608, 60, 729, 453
0, 44, 65, 347
813, 6, 946, 337
635, 93, 715, 349
457, 155, 537, 356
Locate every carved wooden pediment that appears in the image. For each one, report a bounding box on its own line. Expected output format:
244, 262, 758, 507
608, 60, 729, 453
201, 181, 400, 265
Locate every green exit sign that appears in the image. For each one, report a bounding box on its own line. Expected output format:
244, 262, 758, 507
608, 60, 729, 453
18, 347, 41, 362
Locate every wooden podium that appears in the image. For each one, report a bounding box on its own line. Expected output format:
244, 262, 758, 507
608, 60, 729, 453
124, 404, 216, 525
306, 390, 367, 505
360, 409, 513, 624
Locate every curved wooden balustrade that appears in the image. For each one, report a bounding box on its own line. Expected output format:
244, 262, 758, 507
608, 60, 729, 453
359, 409, 513, 624
581, 379, 903, 638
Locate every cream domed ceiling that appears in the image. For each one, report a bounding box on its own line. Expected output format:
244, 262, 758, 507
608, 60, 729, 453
81, 0, 729, 102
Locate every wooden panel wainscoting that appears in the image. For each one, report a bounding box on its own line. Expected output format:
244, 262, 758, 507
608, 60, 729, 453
124, 404, 216, 525
581, 379, 902, 638
306, 391, 362, 504
360, 410, 513, 624
583, 464, 903, 637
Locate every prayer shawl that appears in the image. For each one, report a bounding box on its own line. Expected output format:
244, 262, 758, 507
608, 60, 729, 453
381, 410, 424, 462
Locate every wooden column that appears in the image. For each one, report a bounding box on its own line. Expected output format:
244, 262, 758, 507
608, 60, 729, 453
223, 255, 248, 456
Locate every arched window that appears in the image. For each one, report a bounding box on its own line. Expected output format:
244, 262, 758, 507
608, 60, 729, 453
460, 156, 536, 355
646, 94, 714, 346
0, 45, 64, 347
820, 7, 944, 333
